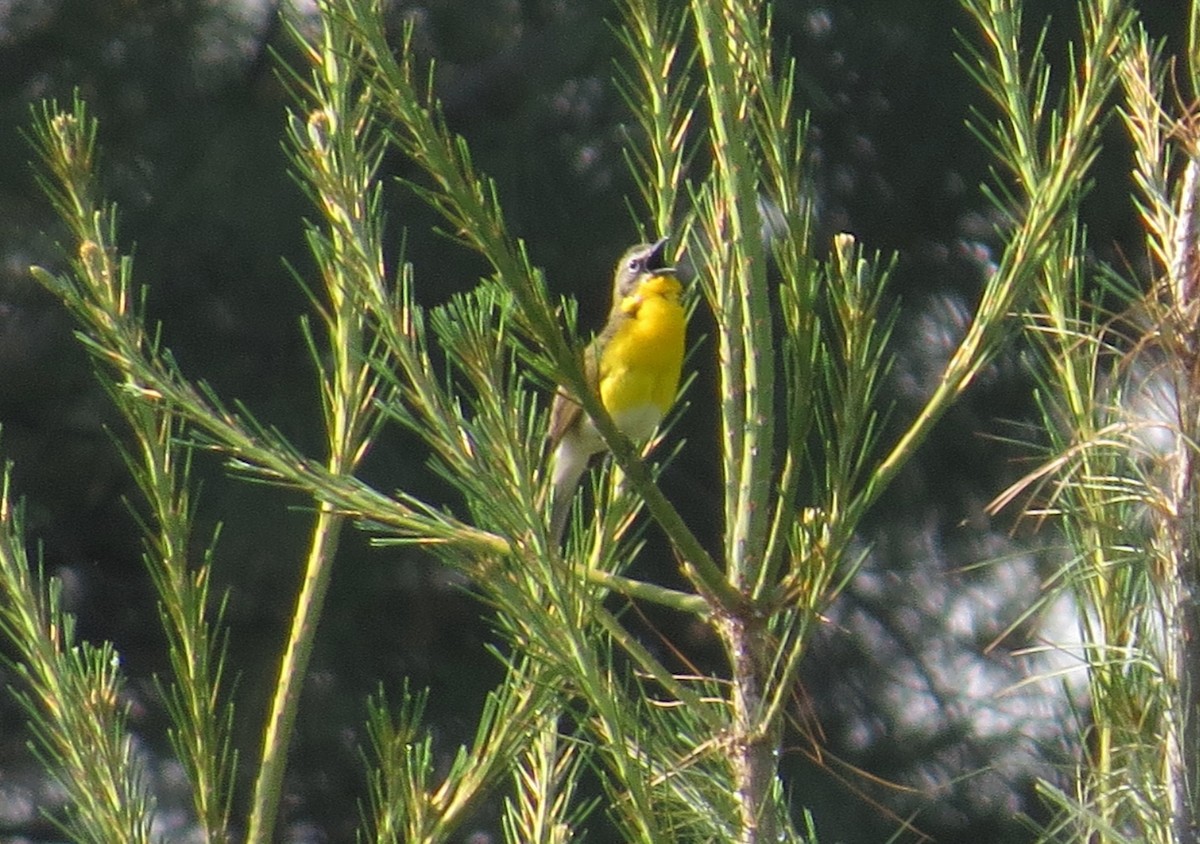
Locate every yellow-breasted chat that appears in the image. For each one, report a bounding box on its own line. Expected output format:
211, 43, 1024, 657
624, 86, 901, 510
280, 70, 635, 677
547, 237, 686, 544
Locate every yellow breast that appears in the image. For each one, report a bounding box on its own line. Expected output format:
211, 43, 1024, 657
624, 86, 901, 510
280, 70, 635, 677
597, 273, 685, 441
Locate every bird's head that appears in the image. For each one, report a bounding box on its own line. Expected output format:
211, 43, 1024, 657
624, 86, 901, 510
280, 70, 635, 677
612, 236, 674, 305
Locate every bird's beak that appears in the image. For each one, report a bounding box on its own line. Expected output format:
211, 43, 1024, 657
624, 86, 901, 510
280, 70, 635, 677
646, 236, 673, 272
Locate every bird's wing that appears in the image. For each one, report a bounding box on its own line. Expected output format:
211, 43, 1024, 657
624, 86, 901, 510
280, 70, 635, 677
547, 341, 600, 447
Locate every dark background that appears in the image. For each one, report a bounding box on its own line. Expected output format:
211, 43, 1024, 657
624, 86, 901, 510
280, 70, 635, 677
0, 1, 1185, 841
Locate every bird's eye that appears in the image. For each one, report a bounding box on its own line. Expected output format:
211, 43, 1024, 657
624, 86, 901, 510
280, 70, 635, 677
628, 257, 642, 272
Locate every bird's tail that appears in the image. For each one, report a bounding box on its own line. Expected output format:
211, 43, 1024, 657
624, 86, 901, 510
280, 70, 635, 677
548, 442, 589, 545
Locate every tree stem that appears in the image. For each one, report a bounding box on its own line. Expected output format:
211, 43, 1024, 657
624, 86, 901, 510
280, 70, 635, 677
245, 504, 345, 844
720, 613, 778, 844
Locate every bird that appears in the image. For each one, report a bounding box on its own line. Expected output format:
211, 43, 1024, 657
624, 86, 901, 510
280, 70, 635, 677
546, 236, 686, 544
